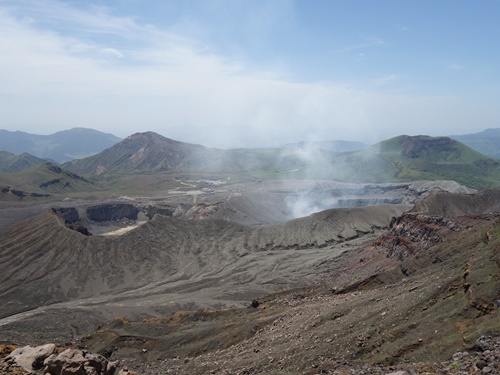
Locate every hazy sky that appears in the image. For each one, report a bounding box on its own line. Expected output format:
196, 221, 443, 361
1, 0, 499, 148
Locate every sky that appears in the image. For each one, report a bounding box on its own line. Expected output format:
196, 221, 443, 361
1, 0, 499, 148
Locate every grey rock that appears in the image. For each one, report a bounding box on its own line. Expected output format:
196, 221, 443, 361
477, 336, 494, 351
453, 352, 464, 360
476, 360, 488, 369
6, 344, 56, 372
44, 348, 117, 375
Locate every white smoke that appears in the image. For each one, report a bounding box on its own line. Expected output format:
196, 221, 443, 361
285, 188, 339, 219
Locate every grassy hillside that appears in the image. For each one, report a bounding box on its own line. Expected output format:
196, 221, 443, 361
216, 135, 500, 190
63, 132, 311, 180
0, 163, 97, 199
0, 151, 46, 173
31, 133, 500, 193
64, 132, 213, 176
318, 135, 500, 189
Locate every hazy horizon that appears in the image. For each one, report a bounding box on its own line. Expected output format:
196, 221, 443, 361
2, 125, 498, 152
1, 1, 499, 148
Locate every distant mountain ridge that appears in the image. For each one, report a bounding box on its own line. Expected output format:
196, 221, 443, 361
63, 132, 309, 177
450, 128, 500, 158
3, 129, 500, 194
0, 128, 122, 163
63, 131, 500, 190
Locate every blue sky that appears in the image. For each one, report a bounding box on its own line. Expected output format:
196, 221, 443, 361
1, 0, 499, 148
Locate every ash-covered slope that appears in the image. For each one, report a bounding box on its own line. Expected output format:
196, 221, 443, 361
409, 189, 500, 217
1, 191, 500, 374
0, 203, 408, 343
206, 180, 476, 226
83, 190, 499, 374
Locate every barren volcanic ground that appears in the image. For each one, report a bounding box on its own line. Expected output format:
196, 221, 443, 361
0, 179, 499, 374
0, 201, 408, 344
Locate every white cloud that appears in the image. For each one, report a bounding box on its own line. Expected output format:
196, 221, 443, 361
394, 24, 409, 32
448, 63, 465, 71
101, 48, 124, 59
0, 2, 497, 148
333, 37, 386, 54
373, 74, 397, 86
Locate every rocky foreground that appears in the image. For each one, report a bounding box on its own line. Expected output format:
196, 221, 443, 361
1, 335, 499, 374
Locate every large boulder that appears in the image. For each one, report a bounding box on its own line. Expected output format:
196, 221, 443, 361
6, 344, 56, 372
43, 348, 117, 375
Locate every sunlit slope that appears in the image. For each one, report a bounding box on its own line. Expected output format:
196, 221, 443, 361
0, 163, 96, 199
63, 132, 208, 175
320, 135, 500, 188
62, 132, 500, 189
80, 191, 500, 371
0, 204, 407, 321
0, 151, 46, 173
63, 132, 308, 178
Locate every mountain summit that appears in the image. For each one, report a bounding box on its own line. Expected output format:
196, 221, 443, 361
63, 133, 500, 189
324, 135, 500, 189
64, 132, 210, 175
378, 135, 489, 161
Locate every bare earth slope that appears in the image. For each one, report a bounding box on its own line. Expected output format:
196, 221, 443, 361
409, 189, 500, 216
0, 204, 408, 344
82, 193, 499, 375
0, 190, 499, 375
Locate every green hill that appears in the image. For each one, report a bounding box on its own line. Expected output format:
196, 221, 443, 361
63, 132, 309, 179
63, 132, 215, 176
0, 163, 97, 200
330, 135, 500, 188
0, 151, 46, 173
58, 133, 500, 191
